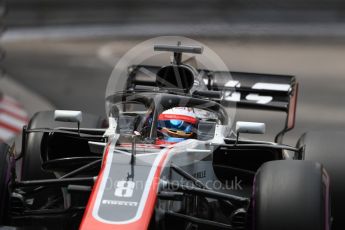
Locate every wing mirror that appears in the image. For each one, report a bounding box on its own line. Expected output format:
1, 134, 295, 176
54, 110, 83, 134
235, 121, 265, 144
235, 121, 266, 134
54, 110, 83, 123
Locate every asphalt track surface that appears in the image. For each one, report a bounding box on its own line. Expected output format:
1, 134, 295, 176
3, 37, 345, 145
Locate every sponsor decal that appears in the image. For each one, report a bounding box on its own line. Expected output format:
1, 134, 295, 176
193, 170, 206, 179
102, 199, 138, 207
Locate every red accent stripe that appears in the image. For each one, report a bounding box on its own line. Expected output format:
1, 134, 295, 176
158, 114, 197, 124
119, 143, 161, 149
80, 146, 171, 230
0, 96, 22, 109
287, 83, 298, 130
80, 145, 111, 229
0, 108, 28, 122
155, 139, 177, 145
0, 120, 21, 133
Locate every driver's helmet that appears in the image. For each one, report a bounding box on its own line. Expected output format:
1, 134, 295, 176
157, 107, 198, 143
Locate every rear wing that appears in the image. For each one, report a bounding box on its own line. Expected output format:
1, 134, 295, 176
209, 71, 298, 142
210, 71, 295, 111
126, 65, 298, 141
210, 71, 298, 128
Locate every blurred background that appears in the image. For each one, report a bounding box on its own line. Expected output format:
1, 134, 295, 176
1, 0, 345, 145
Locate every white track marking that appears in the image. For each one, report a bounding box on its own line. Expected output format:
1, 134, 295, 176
0, 127, 16, 140
0, 113, 27, 130
0, 103, 28, 118
2, 95, 21, 106
0, 95, 29, 141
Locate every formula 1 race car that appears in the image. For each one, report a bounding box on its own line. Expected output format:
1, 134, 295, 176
0, 43, 344, 230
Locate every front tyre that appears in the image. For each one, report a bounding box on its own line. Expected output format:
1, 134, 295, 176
297, 131, 345, 230
253, 160, 330, 230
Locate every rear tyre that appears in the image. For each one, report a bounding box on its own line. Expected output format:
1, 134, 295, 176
297, 131, 345, 230
0, 143, 11, 224
21, 111, 103, 180
253, 160, 330, 230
